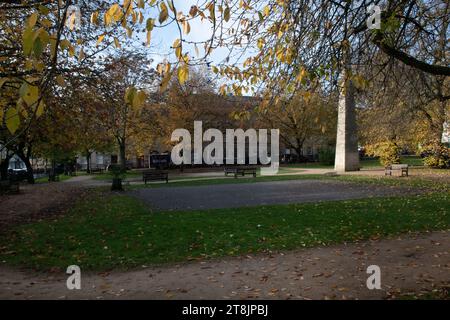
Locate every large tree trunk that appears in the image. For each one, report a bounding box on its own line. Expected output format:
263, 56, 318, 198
0, 154, 12, 180
17, 152, 35, 184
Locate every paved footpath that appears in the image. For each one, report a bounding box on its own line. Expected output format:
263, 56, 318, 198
131, 179, 422, 211
0, 231, 448, 299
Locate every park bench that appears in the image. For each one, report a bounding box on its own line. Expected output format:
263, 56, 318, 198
143, 170, 169, 184
224, 166, 257, 178
90, 168, 104, 174
48, 173, 60, 182
0, 179, 20, 194
385, 164, 409, 177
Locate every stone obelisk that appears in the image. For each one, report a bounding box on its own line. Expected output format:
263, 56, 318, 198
334, 71, 360, 172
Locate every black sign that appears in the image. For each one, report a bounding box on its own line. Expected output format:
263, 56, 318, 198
150, 154, 171, 169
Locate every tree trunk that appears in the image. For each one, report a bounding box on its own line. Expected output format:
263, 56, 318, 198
24, 157, 35, 184
0, 154, 12, 180
119, 140, 126, 171
17, 152, 35, 184
85, 151, 92, 173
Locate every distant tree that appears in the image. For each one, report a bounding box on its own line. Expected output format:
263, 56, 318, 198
256, 90, 337, 158
96, 52, 156, 171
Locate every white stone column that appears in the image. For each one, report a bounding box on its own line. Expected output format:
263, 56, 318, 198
334, 73, 360, 172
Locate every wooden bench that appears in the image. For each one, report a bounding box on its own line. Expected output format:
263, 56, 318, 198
0, 180, 20, 194
143, 170, 169, 184
90, 168, 104, 174
48, 174, 60, 182
385, 164, 409, 177
224, 166, 257, 178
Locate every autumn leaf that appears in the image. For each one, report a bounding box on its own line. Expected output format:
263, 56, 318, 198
177, 65, 189, 85
189, 5, 198, 17
224, 6, 230, 22
160, 71, 172, 92
159, 2, 168, 24
36, 100, 45, 117
182, 20, 190, 35
56, 75, 66, 87
5, 107, 20, 134
96, 34, 105, 46
27, 12, 38, 28
19, 82, 39, 106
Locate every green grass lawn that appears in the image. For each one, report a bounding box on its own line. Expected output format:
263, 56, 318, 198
1, 190, 448, 271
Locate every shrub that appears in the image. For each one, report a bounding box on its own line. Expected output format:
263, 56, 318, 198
318, 148, 335, 165
422, 143, 450, 168
365, 142, 401, 166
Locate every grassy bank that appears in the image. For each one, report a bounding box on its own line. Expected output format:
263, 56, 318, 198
1, 190, 448, 271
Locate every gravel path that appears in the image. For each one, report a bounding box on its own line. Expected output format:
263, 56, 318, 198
130, 179, 422, 211
0, 231, 448, 300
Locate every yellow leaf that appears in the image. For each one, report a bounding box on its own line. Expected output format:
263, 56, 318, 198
22, 27, 35, 56
124, 87, 136, 104
68, 11, 77, 30
36, 100, 45, 117
19, 83, 39, 106
177, 65, 189, 85
91, 12, 99, 25
6, 107, 20, 134
106, 4, 121, 25
276, 48, 284, 61
173, 38, 181, 48
146, 30, 151, 46
208, 3, 215, 21
303, 91, 311, 102
133, 90, 147, 108
27, 13, 38, 28
224, 6, 230, 22
126, 27, 133, 38
257, 38, 264, 49
164, 62, 171, 74
182, 21, 190, 34
159, 2, 168, 24
96, 34, 105, 46
146, 18, 155, 31
167, 0, 176, 14
156, 63, 163, 75
56, 75, 65, 87
160, 72, 172, 92
114, 37, 121, 48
